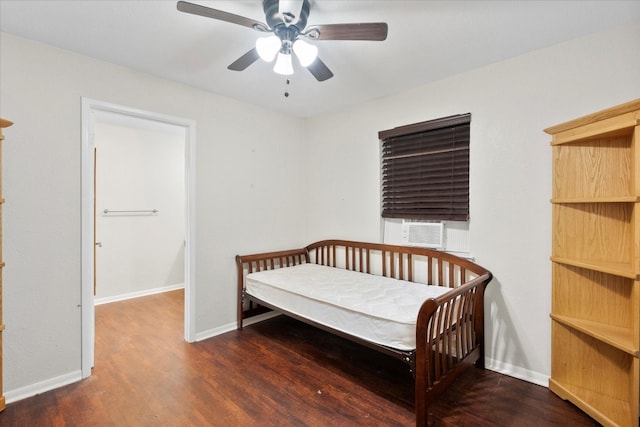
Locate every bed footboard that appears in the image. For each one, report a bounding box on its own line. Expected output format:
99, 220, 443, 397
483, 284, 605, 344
236, 247, 309, 330
414, 273, 491, 426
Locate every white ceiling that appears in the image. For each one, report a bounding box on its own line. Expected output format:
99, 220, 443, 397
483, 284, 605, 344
1, 1, 639, 117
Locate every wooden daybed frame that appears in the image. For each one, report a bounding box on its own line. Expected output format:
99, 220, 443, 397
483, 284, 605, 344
236, 240, 493, 426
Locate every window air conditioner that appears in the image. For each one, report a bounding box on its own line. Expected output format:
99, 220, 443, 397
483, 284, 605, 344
401, 220, 443, 248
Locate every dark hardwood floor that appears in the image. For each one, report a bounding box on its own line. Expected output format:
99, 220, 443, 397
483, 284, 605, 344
1, 290, 598, 426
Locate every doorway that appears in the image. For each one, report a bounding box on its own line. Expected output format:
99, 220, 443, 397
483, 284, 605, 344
81, 98, 196, 378
94, 112, 185, 303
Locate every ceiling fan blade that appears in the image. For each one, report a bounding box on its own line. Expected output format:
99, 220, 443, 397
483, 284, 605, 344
177, 1, 268, 31
305, 23, 388, 41
228, 48, 261, 71
307, 57, 333, 82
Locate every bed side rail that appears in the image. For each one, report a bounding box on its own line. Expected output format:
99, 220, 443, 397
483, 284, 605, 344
305, 239, 488, 288
414, 271, 493, 426
236, 248, 309, 330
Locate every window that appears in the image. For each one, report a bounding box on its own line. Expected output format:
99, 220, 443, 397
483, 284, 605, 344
378, 113, 471, 221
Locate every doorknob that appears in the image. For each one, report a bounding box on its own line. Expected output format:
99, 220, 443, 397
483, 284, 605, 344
95, 242, 102, 247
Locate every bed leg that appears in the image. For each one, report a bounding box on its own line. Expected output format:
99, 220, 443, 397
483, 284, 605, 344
236, 255, 245, 331
407, 351, 416, 378
415, 384, 428, 427
475, 344, 485, 369
237, 290, 244, 331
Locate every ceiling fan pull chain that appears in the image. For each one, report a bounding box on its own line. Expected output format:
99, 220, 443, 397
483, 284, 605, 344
284, 78, 291, 98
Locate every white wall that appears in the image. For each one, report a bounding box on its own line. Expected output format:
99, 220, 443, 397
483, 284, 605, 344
94, 118, 185, 300
303, 20, 640, 384
1, 18, 639, 401
0, 32, 307, 400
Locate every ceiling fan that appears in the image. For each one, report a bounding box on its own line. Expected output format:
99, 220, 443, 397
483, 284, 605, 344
176, 0, 388, 81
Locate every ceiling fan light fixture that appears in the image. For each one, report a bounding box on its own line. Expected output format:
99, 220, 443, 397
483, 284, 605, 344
273, 52, 294, 75
177, 0, 389, 82
292, 39, 318, 67
255, 35, 281, 62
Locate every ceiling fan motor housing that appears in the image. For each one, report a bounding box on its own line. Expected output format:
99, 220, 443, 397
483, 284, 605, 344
263, 0, 310, 30
264, 0, 311, 54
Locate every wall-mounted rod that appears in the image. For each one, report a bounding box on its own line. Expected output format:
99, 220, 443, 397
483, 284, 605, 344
103, 209, 159, 214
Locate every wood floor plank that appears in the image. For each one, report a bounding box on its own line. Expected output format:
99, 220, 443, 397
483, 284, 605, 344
0, 290, 598, 426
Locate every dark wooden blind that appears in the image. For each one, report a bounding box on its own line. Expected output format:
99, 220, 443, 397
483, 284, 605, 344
378, 113, 471, 221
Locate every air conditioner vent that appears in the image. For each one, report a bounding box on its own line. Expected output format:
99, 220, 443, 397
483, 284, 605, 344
401, 220, 443, 248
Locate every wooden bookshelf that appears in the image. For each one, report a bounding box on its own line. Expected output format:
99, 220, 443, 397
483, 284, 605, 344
546, 99, 640, 427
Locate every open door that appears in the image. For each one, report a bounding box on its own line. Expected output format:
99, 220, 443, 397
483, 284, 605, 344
81, 98, 197, 379
93, 147, 97, 296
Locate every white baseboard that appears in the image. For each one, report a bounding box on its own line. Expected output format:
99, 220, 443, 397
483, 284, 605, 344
195, 312, 281, 342
94, 283, 185, 305
5, 370, 83, 404
485, 357, 549, 387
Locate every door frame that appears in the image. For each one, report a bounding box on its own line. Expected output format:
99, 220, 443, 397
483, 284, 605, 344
81, 98, 197, 378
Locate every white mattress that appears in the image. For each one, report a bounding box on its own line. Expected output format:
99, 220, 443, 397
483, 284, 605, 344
245, 263, 450, 350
